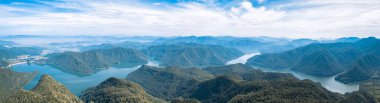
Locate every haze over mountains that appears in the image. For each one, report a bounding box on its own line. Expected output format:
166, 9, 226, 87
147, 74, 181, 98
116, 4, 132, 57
247, 37, 380, 83
143, 43, 244, 68
45, 47, 148, 76
1, 35, 380, 103
5, 75, 82, 103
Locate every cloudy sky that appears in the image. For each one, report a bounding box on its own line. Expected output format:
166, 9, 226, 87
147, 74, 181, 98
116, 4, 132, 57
0, 0, 379, 38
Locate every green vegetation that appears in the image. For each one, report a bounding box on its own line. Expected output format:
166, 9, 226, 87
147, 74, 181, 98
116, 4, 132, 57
247, 37, 380, 80
339, 91, 379, 103
0, 60, 9, 67
126, 64, 378, 103
336, 54, 380, 83
190, 65, 343, 103
80, 77, 165, 103
127, 65, 214, 100
0, 46, 43, 59
5, 75, 82, 103
80, 41, 151, 51
292, 49, 344, 76
0, 68, 37, 102
143, 43, 243, 67
47, 47, 148, 75
170, 98, 201, 103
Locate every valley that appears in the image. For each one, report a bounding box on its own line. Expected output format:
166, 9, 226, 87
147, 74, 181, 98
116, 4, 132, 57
1, 35, 379, 103
2, 0, 379, 102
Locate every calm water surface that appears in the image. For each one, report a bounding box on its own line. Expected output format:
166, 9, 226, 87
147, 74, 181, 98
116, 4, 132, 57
229, 54, 359, 94
11, 61, 159, 95
12, 53, 359, 95
226, 52, 261, 64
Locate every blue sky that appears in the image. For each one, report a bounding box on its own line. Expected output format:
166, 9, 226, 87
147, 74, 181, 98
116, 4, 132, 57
0, 0, 379, 38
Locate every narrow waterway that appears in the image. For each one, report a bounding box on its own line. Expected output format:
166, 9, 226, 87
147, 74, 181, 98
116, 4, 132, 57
11, 61, 160, 96
228, 53, 359, 94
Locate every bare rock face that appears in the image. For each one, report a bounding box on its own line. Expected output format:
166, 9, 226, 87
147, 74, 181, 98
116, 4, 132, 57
80, 77, 165, 103
5, 75, 82, 103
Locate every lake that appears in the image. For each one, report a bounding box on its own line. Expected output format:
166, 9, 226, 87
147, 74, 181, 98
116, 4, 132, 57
226, 52, 261, 65
11, 61, 159, 96
228, 53, 359, 94
11, 53, 359, 96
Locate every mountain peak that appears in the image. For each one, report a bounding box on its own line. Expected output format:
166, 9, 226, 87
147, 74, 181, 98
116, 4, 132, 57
81, 77, 165, 103
6, 74, 82, 103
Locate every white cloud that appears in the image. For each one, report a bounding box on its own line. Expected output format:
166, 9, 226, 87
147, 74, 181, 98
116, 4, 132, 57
257, 0, 265, 4
0, 0, 379, 39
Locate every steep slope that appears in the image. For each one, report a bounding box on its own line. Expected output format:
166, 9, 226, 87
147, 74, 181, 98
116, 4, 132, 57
204, 63, 295, 81
191, 75, 343, 103
0, 68, 37, 102
291, 49, 344, 76
80, 77, 165, 103
336, 54, 380, 83
247, 37, 380, 78
143, 43, 243, 67
127, 65, 214, 100
5, 75, 82, 103
185, 64, 344, 103
204, 63, 255, 76
47, 47, 148, 75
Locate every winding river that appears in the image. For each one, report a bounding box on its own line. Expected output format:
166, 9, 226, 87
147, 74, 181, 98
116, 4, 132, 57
11, 61, 159, 95
11, 53, 359, 96
227, 53, 359, 94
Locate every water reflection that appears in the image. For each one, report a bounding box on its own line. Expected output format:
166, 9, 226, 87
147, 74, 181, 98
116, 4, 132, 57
255, 66, 359, 94
228, 53, 359, 94
11, 64, 142, 95
226, 52, 261, 65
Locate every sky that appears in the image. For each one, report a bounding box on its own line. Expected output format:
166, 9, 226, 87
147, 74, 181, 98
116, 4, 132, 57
0, 0, 379, 38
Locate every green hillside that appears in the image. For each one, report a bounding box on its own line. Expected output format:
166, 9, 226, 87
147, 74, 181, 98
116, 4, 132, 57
80, 77, 165, 103
127, 65, 214, 100
47, 47, 148, 76
143, 43, 243, 68
5, 75, 82, 103
0, 68, 37, 102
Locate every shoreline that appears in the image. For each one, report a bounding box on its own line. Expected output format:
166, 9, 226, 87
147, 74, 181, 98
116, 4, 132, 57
21, 71, 39, 90
7, 62, 27, 68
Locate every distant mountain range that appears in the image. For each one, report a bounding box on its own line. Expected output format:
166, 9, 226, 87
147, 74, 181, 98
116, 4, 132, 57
0, 40, 17, 46
80, 41, 151, 51
247, 37, 380, 83
46, 47, 148, 76
0, 46, 43, 59
142, 43, 244, 68
152, 36, 272, 53
2, 35, 380, 103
